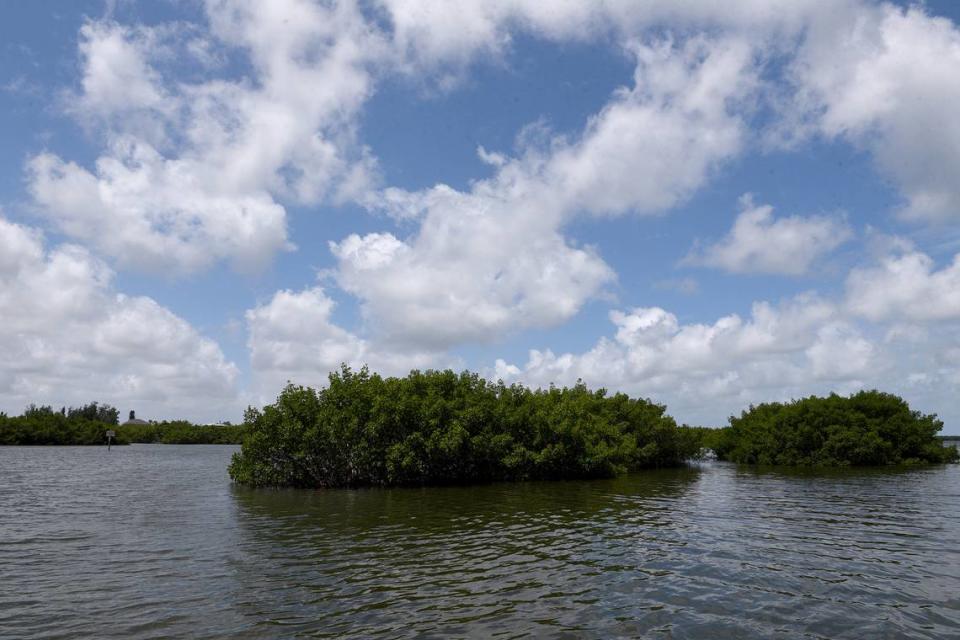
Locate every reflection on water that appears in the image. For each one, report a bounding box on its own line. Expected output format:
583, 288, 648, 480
229, 469, 702, 638
0, 445, 958, 638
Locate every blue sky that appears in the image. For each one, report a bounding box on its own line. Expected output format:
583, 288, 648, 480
2, 0, 960, 432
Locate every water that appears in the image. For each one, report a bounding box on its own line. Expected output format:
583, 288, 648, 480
1, 445, 958, 639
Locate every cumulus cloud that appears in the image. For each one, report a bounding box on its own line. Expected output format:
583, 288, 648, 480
846, 250, 960, 322
28, 1, 383, 272
26, 150, 291, 273
331, 213, 614, 350
493, 255, 960, 427
790, 4, 960, 222
336, 36, 756, 349
0, 216, 238, 421
246, 286, 447, 400
29, 0, 958, 280
491, 294, 878, 424
351, 0, 960, 356
684, 195, 852, 275
379, 0, 846, 69
545, 36, 755, 217
73, 21, 170, 125
16, 0, 960, 429
24, 0, 827, 276
805, 324, 875, 379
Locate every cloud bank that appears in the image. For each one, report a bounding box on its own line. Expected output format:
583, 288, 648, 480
0, 215, 237, 420
4, 0, 960, 428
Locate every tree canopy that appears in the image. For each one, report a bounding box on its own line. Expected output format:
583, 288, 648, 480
713, 390, 958, 466
229, 366, 698, 488
0, 404, 115, 446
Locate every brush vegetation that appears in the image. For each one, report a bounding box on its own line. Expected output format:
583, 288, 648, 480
0, 403, 119, 446
229, 366, 698, 488
712, 390, 958, 466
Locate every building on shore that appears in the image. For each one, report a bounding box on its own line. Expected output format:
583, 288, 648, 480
121, 410, 149, 427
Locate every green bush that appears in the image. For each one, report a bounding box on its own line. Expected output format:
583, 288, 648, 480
229, 366, 698, 488
716, 390, 958, 466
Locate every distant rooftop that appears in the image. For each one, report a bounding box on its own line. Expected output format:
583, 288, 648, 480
122, 410, 149, 426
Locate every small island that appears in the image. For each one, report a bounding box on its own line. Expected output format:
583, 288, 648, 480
711, 390, 958, 466
228, 368, 957, 488
228, 366, 700, 488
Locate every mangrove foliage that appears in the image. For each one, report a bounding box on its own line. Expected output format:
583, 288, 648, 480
228, 366, 698, 488
0, 404, 117, 446
713, 390, 958, 466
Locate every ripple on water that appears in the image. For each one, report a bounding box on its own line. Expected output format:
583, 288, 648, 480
0, 446, 958, 638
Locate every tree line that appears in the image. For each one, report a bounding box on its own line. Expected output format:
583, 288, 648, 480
3, 378, 954, 478
0, 402, 244, 445
116, 421, 246, 445
230, 369, 957, 488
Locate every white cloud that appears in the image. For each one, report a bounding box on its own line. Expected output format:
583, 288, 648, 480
790, 4, 960, 222
246, 286, 447, 401
24, 0, 960, 282
378, 0, 847, 70
544, 36, 755, 217
805, 324, 874, 379
246, 287, 365, 401
331, 204, 614, 349
74, 22, 170, 124
490, 294, 888, 425
337, 36, 756, 349
684, 195, 851, 275
27, 150, 291, 273
28, 1, 383, 272
0, 216, 238, 421
846, 250, 960, 322
493, 262, 960, 428
16, 0, 960, 431
25, 0, 837, 276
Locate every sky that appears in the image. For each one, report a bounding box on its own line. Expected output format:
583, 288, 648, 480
1, 0, 960, 432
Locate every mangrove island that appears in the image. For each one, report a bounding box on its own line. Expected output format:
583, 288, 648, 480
712, 390, 958, 466
228, 366, 700, 488
228, 367, 956, 488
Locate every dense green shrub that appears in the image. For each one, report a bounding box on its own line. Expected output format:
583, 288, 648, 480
0, 404, 119, 445
716, 391, 958, 466
229, 366, 697, 488
66, 402, 120, 425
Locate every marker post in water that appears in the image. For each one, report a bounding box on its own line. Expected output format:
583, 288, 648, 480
106, 429, 115, 450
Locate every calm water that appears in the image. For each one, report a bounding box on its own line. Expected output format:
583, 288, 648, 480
1, 446, 958, 639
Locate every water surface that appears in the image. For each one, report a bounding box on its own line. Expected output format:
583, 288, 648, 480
1, 445, 958, 638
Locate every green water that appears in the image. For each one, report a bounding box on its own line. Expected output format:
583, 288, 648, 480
1, 445, 958, 638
